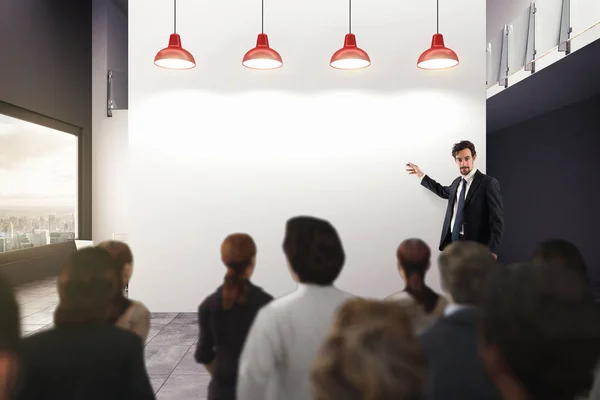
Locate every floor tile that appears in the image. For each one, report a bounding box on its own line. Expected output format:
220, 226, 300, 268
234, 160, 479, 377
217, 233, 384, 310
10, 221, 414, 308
171, 347, 210, 375
156, 374, 211, 400
21, 324, 46, 336
147, 323, 197, 346
144, 345, 190, 375
20, 310, 54, 325
149, 374, 169, 394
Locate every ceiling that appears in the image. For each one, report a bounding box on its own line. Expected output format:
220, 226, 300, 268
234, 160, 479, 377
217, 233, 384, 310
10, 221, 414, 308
487, 37, 600, 133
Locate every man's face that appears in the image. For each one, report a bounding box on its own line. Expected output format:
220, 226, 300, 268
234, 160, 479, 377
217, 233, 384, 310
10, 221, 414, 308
455, 148, 476, 176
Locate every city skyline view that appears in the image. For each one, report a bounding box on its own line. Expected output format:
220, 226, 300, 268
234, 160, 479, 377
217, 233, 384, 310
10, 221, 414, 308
0, 113, 77, 252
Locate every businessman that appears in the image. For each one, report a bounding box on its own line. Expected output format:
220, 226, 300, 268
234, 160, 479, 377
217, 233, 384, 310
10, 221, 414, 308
406, 140, 504, 259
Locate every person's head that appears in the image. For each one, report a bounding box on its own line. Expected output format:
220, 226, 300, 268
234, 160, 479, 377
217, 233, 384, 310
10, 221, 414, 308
220, 233, 257, 310
396, 238, 431, 290
312, 300, 425, 400
479, 262, 600, 400
97, 240, 133, 289
0, 274, 19, 400
438, 241, 496, 305
533, 239, 588, 278
54, 247, 123, 325
283, 216, 345, 286
452, 140, 477, 176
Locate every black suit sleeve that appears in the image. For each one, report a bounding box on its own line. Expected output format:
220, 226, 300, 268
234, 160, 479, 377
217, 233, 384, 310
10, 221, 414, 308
421, 175, 451, 200
194, 300, 215, 364
486, 177, 504, 253
124, 338, 156, 399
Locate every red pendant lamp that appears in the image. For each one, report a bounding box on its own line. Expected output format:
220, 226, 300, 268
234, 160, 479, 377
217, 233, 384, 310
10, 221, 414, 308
417, 0, 459, 70
242, 0, 283, 70
154, 0, 196, 70
330, 0, 370, 70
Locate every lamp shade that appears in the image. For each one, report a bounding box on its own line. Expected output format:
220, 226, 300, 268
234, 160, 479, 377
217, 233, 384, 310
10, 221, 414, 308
154, 33, 196, 70
330, 33, 370, 70
243, 33, 283, 70
417, 33, 459, 70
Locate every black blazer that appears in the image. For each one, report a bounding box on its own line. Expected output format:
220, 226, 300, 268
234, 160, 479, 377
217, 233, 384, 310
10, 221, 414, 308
421, 170, 504, 253
14, 325, 155, 400
195, 283, 273, 400
419, 308, 501, 400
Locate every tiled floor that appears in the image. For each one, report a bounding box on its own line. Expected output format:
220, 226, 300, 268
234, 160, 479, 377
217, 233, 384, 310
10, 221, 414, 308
16, 278, 210, 399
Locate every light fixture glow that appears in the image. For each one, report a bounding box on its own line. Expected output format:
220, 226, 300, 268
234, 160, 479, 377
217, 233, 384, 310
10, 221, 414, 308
330, 33, 371, 70
154, 0, 196, 70
242, 0, 283, 70
417, 0, 459, 70
243, 33, 283, 70
330, 0, 370, 70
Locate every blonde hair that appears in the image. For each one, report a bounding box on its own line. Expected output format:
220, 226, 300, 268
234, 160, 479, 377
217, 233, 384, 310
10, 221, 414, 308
312, 299, 426, 400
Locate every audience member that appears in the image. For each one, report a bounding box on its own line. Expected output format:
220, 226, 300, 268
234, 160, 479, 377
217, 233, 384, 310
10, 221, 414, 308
533, 238, 589, 278
312, 299, 425, 400
419, 241, 501, 400
13, 247, 155, 399
237, 216, 353, 400
480, 262, 600, 400
0, 273, 19, 400
98, 240, 151, 341
387, 238, 448, 333
195, 233, 273, 400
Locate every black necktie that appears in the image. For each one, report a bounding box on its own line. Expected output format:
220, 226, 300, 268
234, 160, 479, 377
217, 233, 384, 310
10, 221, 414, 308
452, 179, 467, 242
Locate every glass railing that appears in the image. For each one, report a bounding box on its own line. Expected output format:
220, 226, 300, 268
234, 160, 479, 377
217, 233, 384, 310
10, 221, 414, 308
486, 0, 600, 93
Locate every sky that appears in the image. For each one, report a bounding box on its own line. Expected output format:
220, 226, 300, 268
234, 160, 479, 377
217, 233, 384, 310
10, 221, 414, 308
0, 113, 77, 209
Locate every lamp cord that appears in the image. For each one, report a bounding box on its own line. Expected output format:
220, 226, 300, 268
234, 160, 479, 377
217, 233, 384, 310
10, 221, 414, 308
436, 0, 439, 33
174, 0, 177, 33
262, 0, 264, 33
349, 0, 352, 33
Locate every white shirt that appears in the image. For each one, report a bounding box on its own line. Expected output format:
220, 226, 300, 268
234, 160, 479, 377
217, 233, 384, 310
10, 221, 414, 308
443, 303, 476, 316
237, 283, 354, 400
421, 168, 478, 235
450, 168, 478, 234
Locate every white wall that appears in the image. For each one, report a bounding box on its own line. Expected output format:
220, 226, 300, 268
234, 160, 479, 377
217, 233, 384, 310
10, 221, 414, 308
129, 0, 486, 311
92, 0, 129, 244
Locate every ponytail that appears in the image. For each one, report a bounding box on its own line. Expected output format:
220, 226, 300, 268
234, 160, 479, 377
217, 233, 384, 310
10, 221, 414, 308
222, 264, 250, 310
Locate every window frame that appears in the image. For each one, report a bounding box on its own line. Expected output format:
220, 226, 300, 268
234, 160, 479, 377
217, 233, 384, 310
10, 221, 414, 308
0, 100, 90, 262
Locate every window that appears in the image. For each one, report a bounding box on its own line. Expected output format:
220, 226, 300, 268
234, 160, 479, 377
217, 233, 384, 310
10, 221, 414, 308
0, 113, 78, 253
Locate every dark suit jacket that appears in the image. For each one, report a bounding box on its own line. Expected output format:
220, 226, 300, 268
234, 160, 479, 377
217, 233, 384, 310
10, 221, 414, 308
421, 170, 504, 253
14, 324, 155, 400
419, 308, 501, 400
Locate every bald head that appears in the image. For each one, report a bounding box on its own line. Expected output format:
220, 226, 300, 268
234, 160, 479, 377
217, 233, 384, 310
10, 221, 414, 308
396, 239, 431, 277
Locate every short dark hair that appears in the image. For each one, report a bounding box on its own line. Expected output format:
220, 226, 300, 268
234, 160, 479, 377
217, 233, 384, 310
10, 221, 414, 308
396, 238, 431, 279
0, 273, 20, 355
438, 241, 496, 304
452, 140, 476, 158
480, 262, 600, 400
283, 216, 345, 285
54, 247, 126, 326
533, 239, 588, 278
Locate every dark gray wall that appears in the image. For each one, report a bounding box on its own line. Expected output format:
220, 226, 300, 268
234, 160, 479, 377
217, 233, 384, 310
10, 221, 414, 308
0, 0, 91, 283
488, 94, 600, 286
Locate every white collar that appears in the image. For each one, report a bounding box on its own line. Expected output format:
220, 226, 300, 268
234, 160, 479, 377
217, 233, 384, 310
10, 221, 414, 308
461, 167, 478, 183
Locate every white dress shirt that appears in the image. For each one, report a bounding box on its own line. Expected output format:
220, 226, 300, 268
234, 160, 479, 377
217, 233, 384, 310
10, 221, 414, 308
420, 168, 478, 235
237, 283, 354, 400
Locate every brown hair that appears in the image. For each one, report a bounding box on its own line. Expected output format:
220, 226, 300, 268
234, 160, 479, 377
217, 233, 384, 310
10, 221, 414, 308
220, 233, 257, 310
96, 240, 133, 317
54, 247, 125, 325
313, 299, 425, 400
97, 240, 133, 275
438, 241, 496, 305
